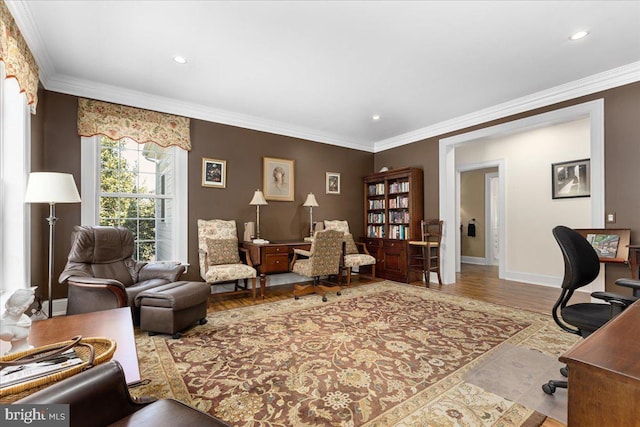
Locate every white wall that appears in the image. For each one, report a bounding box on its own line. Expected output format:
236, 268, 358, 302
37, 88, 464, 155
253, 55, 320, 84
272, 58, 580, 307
456, 118, 591, 284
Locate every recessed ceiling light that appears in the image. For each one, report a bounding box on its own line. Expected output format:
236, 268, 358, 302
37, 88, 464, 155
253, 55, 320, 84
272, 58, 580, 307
173, 56, 187, 64
570, 31, 589, 41
372, 114, 381, 121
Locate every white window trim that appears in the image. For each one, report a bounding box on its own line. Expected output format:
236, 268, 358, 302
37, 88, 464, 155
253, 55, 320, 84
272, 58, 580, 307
0, 62, 31, 305
80, 136, 188, 264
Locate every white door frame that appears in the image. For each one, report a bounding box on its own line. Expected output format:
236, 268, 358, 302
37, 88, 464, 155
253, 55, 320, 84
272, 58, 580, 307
485, 172, 499, 266
439, 99, 605, 284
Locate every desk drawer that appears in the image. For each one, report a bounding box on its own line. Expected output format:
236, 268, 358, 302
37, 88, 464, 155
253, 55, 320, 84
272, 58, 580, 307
265, 246, 290, 254
264, 253, 289, 273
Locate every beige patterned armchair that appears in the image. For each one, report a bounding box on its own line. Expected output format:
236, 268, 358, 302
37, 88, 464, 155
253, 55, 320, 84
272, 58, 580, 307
197, 219, 257, 298
291, 229, 343, 302
324, 220, 376, 286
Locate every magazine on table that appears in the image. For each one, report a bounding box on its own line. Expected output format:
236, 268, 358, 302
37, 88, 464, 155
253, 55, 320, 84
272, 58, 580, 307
0, 349, 83, 389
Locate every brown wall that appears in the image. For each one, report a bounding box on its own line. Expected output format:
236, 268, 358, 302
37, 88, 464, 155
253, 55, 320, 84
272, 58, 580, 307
375, 81, 640, 292
32, 91, 374, 288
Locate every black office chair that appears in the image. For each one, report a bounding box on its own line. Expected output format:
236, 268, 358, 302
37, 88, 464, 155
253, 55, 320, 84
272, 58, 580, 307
542, 225, 640, 394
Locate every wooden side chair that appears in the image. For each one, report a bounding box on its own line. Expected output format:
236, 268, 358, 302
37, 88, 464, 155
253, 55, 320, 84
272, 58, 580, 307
408, 219, 443, 285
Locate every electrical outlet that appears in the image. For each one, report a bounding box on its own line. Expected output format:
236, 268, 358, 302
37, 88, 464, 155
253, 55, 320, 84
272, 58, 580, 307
606, 212, 616, 223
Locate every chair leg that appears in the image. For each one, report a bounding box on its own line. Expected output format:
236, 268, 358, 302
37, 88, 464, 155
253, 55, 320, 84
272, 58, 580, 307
421, 246, 428, 284
347, 267, 352, 286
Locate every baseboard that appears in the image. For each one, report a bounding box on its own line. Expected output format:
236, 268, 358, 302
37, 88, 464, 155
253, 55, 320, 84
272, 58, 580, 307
461, 256, 489, 265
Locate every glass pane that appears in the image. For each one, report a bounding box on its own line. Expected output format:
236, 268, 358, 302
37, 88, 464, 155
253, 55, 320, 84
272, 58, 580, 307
137, 241, 156, 262
136, 172, 156, 194
100, 197, 122, 221
138, 198, 155, 219
137, 219, 156, 241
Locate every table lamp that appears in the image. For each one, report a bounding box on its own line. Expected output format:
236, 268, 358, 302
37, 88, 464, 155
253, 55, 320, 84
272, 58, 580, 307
249, 189, 268, 239
25, 172, 81, 318
303, 193, 319, 238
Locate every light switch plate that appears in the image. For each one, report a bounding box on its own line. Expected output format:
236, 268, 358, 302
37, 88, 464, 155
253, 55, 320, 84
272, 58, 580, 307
606, 212, 616, 223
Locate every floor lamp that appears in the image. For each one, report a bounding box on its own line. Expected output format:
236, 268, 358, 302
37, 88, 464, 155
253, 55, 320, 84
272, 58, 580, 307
25, 172, 81, 318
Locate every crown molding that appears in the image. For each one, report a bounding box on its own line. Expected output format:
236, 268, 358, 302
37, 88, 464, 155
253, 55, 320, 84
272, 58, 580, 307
373, 61, 640, 152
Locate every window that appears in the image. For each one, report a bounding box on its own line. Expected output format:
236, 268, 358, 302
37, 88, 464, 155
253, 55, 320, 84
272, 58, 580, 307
81, 136, 187, 263
0, 63, 31, 300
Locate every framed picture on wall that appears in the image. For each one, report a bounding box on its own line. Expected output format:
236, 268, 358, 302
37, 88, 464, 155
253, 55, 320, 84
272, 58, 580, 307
326, 172, 340, 194
263, 157, 294, 201
551, 158, 590, 199
202, 158, 226, 188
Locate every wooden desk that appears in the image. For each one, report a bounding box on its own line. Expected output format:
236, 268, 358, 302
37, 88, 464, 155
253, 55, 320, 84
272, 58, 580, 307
1, 308, 140, 385
629, 245, 640, 279
242, 240, 311, 298
559, 301, 640, 426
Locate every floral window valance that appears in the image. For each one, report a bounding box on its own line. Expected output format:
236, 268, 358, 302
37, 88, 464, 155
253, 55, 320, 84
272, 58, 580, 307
0, 1, 39, 113
77, 98, 191, 151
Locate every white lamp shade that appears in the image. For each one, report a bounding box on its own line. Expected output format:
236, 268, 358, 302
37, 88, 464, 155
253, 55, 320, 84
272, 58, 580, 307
25, 172, 81, 204
249, 189, 268, 205
303, 193, 319, 207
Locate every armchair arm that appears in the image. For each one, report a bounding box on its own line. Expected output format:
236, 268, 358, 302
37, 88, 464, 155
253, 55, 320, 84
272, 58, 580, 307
591, 291, 637, 306
239, 247, 254, 267
138, 262, 185, 282
355, 242, 371, 255
66, 277, 129, 313
294, 249, 312, 257
615, 278, 640, 297
17, 361, 155, 427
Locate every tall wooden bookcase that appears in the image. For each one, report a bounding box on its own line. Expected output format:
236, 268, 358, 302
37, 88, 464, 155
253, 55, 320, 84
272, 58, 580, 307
362, 167, 423, 282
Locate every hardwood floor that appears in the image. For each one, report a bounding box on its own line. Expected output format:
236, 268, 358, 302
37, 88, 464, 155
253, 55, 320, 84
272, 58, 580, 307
207, 263, 584, 427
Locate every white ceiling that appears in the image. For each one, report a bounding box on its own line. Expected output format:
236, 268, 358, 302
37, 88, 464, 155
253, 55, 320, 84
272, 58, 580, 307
8, 1, 640, 152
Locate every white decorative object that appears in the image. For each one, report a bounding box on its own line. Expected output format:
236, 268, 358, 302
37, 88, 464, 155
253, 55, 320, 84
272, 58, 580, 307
0, 287, 37, 354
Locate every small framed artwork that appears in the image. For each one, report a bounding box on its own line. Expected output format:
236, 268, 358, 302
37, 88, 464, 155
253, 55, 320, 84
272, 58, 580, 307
551, 158, 590, 199
326, 172, 340, 195
202, 158, 226, 188
263, 157, 294, 201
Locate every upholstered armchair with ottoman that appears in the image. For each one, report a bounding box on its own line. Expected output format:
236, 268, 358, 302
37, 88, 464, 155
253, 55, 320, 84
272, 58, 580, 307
16, 360, 231, 427
59, 226, 210, 338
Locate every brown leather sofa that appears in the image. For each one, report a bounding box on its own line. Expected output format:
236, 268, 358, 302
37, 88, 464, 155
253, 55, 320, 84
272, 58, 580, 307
59, 226, 186, 320
16, 361, 230, 427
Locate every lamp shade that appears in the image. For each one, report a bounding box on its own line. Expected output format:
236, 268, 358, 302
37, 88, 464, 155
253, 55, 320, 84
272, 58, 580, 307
303, 193, 319, 207
25, 172, 81, 204
249, 189, 268, 206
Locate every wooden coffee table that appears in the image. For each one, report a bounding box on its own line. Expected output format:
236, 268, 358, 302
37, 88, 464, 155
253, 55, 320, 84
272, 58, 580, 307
1, 307, 140, 384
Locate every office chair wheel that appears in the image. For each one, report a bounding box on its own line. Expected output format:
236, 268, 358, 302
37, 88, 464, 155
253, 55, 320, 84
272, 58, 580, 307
560, 366, 568, 377
199, 318, 208, 325
295, 296, 300, 300
322, 296, 328, 302
172, 332, 182, 339
542, 381, 556, 395
337, 291, 341, 296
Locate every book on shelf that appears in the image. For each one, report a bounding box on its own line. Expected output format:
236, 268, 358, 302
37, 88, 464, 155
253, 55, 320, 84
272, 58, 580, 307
0, 349, 83, 389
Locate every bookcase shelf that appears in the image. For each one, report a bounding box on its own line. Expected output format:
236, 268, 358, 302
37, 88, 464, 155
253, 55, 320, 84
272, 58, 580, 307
362, 167, 423, 282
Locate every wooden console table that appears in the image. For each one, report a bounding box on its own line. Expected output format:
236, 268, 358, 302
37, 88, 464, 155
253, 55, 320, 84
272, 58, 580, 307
242, 240, 311, 298
559, 301, 640, 426
0, 308, 140, 385
629, 245, 640, 279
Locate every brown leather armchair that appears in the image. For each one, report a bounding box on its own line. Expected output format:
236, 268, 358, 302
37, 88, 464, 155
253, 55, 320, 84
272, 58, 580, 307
59, 226, 185, 319
16, 360, 230, 427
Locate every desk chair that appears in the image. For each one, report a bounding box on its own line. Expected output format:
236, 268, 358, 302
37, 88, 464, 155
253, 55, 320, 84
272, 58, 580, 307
292, 229, 343, 302
408, 219, 443, 285
542, 225, 640, 394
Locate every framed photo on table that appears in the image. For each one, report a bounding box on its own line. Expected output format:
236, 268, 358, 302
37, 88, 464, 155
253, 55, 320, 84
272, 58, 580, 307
263, 157, 294, 201
326, 172, 340, 194
202, 158, 226, 188
551, 158, 590, 199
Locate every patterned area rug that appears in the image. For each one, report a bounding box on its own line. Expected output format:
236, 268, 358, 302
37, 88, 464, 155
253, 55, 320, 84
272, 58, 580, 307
132, 281, 578, 426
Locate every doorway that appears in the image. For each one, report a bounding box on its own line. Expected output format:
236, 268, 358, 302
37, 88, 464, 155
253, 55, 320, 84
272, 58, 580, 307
439, 100, 605, 285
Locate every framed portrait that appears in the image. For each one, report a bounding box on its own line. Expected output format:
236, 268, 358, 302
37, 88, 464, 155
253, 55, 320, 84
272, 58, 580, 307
202, 158, 226, 188
551, 158, 590, 199
263, 157, 294, 201
326, 172, 340, 195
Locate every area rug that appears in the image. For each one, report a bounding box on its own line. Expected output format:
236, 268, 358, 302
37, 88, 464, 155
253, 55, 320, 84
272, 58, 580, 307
132, 281, 579, 426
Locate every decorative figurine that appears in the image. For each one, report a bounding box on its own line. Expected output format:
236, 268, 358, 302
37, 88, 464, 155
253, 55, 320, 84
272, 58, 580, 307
0, 287, 37, 354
